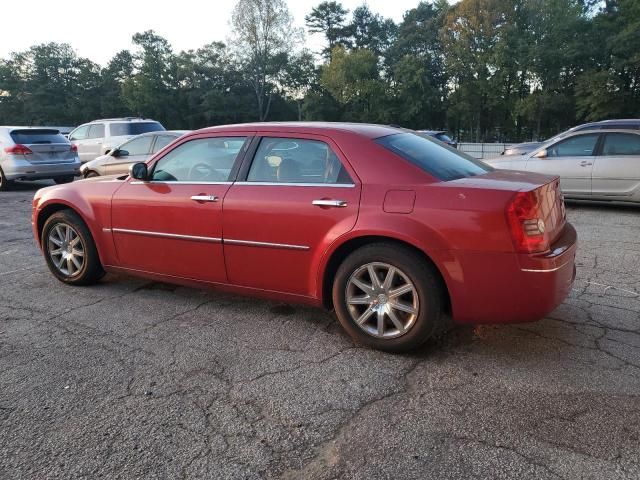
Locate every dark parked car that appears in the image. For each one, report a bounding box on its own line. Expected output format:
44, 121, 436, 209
32, 122, 576, 352
503, 119, 640, 156
418, 130, 458, 148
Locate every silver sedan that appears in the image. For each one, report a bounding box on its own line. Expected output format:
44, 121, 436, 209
80, 130, 189, 177
485, 129, 640, 204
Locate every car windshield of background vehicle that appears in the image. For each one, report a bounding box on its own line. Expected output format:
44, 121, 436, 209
10, 130, 68, 144
376, 132, 492, 181
151, 137, 247, 182
602, 133, 640, 155
246, 137, 353, 184
110, 122, 165, 136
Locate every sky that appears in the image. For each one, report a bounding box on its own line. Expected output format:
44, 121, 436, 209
0, 0, 421, 65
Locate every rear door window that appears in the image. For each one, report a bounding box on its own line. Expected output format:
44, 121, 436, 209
151, 135, 176, 153
120, 136, 153, 156
601, 133, 640, 156
10, 129, 67, 144
246, 137, 353, 184
376, 132, 491, 181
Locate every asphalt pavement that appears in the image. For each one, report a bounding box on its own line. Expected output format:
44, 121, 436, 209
1, 181, 639, 479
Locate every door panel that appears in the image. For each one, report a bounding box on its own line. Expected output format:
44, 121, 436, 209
592, 133, 640, 197
525, 133, 600, 195
222, 184, 360, 296
111, 181, 230, 282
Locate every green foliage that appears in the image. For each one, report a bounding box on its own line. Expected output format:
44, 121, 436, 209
0, 0, 639, 141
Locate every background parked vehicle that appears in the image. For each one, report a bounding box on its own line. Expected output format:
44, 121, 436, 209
502, 119, 640, 156
33, 123, 576, 352
0, 127, 80, 191
68, 117, 165, 163
418, 130, 458, 148
486, 128, 640, 203
80, 131, 189, 178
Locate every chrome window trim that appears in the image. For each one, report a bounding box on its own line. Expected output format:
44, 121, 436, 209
234, 181, 355, 188
224, 238, 310, 251
130, 181, 233, 185
111, 228, 222, 243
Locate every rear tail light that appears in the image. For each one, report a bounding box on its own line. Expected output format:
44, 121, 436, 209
4, 144, 33, 155
506, 190, 549, 254
70, 144, 78, 153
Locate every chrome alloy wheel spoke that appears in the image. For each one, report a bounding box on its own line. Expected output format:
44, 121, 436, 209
48, 223, 85, 277
346, 262, 419, 339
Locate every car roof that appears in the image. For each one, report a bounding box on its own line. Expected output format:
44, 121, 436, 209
419, 130, 446, 135
196, 122, 403, 139
85, 117, 161, 124
131, 130, 188, 138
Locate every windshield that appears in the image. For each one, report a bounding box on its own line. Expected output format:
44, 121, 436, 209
110, 122, 165, 136
376, 132, 492, 181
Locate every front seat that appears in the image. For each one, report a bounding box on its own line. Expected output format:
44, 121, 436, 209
276, 158, 302, 182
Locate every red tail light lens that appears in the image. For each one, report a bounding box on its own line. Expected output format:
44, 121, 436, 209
70, 144, 78, 152
4, 144, 33, 155
506, 190, 549, 254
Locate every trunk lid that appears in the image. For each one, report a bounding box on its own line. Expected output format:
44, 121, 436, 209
9, 129, 77, 164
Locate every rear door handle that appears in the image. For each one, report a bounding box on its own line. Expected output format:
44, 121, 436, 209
312, 199, 347, 208
580, 161, 593, 166
190, 195, 219, 202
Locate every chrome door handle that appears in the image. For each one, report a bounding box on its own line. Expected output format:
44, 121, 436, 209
190, 195, 219, 202
312, 199, 347, 208
580, 161, 593, 166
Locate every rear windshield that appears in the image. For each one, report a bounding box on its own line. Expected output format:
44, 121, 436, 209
376, 132, 492, 181
110, 122, 165, 136
10, 129, 68, 144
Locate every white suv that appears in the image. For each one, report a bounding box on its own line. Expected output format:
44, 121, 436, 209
68, 118, 165, 163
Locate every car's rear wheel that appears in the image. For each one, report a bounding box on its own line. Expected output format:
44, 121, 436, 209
0, 167, 13, 191
54, 175, 75, 184
42, 210, 105, 285
84, 171, 99, 178
332, 243, 446, 352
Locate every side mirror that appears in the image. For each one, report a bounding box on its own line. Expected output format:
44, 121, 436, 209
129, 162, 148, 181
113, 149, 128, 158
534, 149, 547, 159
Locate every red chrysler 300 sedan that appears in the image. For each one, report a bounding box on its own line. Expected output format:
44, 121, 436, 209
32, 123, 577, 352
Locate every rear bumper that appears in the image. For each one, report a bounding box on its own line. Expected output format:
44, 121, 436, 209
3, 158, 81, 180
443, 223, 577, 324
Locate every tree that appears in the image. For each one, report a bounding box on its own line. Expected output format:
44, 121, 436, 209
305, 1, 350, 59
346, 5, 397, 57
230, 0, 301, 121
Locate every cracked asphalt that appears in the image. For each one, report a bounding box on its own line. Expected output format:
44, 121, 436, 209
1, 181, 639, 480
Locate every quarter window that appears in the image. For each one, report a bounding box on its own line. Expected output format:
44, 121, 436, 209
151, 137, 247, 182
547, 134, 599, 157
601, 133, 640, 156
246, 137, 352, 184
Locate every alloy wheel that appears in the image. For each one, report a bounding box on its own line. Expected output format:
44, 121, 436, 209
47, 223, 85, 277
345, 262, 419, 339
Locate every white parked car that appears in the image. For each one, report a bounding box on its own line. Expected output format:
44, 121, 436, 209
68, 117, 165, 163
485, 129, 640, 204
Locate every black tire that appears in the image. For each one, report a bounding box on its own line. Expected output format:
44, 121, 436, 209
84, 171, 99, 178
54, 175, 75, 184
332, 243, 447, 352
0, 167, 12, 191
41, 210, 105, 286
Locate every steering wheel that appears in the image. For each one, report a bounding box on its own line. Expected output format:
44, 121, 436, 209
187, 162, 226, 182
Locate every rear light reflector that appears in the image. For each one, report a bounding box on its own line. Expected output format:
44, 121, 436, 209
70, 144, 78, 152
506, 190, 550, 254
4, 144, 33, 155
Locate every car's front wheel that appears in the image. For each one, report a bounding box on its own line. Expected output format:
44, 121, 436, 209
84, 171, 99, 178
332, 243, 447, 352
42, 210, 105, 285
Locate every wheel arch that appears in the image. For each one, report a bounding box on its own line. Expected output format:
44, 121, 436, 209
319, 235, 452, 315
